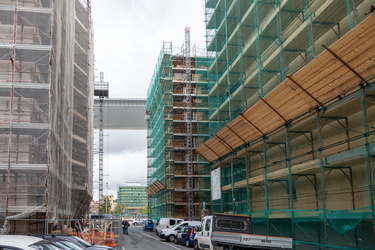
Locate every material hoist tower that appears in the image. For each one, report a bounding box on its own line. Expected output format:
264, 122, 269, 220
184, 27, 195, 220
94, 72, 109, 203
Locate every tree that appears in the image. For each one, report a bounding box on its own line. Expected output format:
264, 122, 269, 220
113, 203, 127, 215
98, 197, 111, 214
142, 204, 149, 217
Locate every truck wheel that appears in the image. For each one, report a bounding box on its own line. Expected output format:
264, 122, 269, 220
185, 239, 190, 247
194, 240, 200, 250
167, 234, 175, 242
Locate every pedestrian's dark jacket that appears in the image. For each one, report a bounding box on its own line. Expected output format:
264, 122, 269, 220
122, 220, 130, 228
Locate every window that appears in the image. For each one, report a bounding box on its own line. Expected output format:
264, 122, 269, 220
216, 219, 246, 231
205, 219, 211, 231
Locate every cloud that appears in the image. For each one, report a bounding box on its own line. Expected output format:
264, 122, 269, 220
93, 144, 147, 200
96, 130, 147, 154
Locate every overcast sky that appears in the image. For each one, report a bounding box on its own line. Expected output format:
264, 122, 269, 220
91, 0, 206, 201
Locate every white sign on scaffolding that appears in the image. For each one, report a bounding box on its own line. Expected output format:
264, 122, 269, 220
211, 168, 221, 200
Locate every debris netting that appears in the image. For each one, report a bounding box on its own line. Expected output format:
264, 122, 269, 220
0, 0, 93, 234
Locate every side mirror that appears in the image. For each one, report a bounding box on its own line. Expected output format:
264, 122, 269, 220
177, 230, 181, 233
195, 226, 202, 232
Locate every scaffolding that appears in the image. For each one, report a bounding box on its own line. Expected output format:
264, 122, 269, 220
94, 72, 109, 204
0, 0, 94, 234
196, 0, 375, 249
146, 39, 211, 220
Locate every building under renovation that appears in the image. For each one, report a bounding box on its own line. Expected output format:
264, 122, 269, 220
146, 36, 211, 220
0, 0, 94, 234
195, 0, 375, 249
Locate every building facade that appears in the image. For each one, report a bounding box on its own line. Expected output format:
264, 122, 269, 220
118, 182, 148, 217
0, 0, 94, 234
146, 40, 211, 220
196, 0, 375, 249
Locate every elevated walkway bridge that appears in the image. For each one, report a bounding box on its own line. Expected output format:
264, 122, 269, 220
94, 98, 147, 130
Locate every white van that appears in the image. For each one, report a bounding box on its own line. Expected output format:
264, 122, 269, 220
155, 218, 184, 236
159, 220, 201, 242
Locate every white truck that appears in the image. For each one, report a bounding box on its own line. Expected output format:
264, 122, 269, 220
194, 213, 293, 250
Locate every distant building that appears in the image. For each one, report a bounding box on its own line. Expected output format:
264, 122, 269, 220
103, 195, 116, 212
117, 182, 147, 217
89, 200, 100, 215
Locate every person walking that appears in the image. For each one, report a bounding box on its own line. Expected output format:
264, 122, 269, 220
122, 220, 130, 235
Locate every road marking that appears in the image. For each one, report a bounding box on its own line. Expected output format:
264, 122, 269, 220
121, 247, 125, 250
139, 232, 181, 249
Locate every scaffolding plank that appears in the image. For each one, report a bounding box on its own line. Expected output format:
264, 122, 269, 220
294, 14, 375, 84
315, 45, 375, 91
265, 85, 315, 119
230, 119, 259, 142
305, 39, 375, 97
196, 14, 375, 163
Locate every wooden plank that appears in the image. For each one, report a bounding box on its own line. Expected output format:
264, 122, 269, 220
242, 100, 264, 117
262, 82, 290, 101
310, 46, 375, 99
218, 129, 243, 149
317, 64, 375, 102
238, 115, 264, 136
238, 130, 262, 143
295, 34, 375, 88
328, 14, 375, 56
278, 98, 312, 121
265, 87, 314, 118
293, 15, 375, 83
305, 38, 375, 95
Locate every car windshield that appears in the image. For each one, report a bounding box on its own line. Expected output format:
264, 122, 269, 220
70, 236, 92, 247
170, 223, 183, 230
30, 243, 62, 250
54, 240, 84, 249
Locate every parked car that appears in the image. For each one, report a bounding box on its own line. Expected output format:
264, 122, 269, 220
143, 219, 154, 231
159, 221, 200, 242
36, 236, 85, 250
38, 234, 115, 249
131, 218, 144, 225
174, 225, 196, 247
156, 217, 184, 236
0, 235, 62, 249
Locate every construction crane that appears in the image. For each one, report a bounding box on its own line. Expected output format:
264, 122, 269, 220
94, 72, 109, 203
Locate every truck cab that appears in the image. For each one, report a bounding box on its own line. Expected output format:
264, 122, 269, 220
195, 216, 213, 249
194, 213, 293, 250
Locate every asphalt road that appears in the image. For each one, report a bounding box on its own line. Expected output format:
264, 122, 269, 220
118, 224, 190, 250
